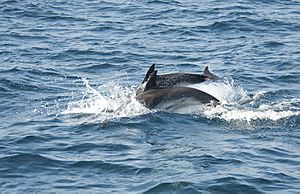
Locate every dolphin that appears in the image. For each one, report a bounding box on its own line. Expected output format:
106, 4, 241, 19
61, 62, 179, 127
136, 70, 220, 109
142, 64, 219, 87
136, 64, 220, 95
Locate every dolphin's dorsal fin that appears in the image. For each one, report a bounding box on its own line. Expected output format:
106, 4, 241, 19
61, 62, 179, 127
144, 70, 157, 91
142, 64, 155, 84
203, 66, 219, 80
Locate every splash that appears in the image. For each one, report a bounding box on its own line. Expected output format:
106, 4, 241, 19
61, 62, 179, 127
188, 78, 300, 124
62, 78, 150, 122
62, 77, 299, 125
188, 77, 250, 104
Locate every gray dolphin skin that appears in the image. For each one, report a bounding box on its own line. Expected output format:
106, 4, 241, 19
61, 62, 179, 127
142, 64, 219, 87
136, 70, 220, 109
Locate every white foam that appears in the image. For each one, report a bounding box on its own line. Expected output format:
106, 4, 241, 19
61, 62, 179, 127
188, 77, 249, 104
204, 106, 299, 123
187, 78, 299, 123
62, 77, 299, 124
62, 79, 150, 122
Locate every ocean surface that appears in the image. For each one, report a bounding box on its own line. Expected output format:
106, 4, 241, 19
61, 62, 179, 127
1, 0, 300, 193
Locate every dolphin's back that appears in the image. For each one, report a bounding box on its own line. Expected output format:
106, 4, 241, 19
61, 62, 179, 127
141, 64, 219, 87
136, 87, 220, 109
156, 74, 207, 87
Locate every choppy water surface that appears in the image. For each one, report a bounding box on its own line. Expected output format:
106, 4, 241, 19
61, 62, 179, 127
1, 0, 300, 193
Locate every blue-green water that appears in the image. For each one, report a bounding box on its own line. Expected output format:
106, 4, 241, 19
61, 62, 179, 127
0, 0, 300, 193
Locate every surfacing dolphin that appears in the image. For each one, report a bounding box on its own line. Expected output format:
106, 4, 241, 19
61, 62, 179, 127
136, 70, 220, 109
142, 64, 219, 87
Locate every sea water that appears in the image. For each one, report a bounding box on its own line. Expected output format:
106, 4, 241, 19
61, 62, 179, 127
0, 0, 299, 193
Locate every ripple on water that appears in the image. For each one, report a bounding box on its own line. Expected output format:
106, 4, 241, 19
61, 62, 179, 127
143, 181, 199, 194
0, 0, 300, 193
207, 177, 261, 193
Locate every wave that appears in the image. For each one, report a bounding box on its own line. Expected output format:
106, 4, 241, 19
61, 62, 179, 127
0, 152, 154, 177
0, 153, 66, 171
143, 179, 260, 193
64, 143, 132, 152
0, 67, 77, 94
0, 77, 40, 92
0, 66, 65, 78
143, 181, 198, 193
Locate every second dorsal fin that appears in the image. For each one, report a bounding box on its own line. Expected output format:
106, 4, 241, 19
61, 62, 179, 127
203, 66, 219, 80
144, 70, 157, 91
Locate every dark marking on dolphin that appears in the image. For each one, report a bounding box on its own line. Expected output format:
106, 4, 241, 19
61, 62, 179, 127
136, 70, 220, 109
142, 64, 219, 87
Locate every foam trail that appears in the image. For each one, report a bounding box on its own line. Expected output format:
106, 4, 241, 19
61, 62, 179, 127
204, 106, 299, 123
187, 77, 300, 123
